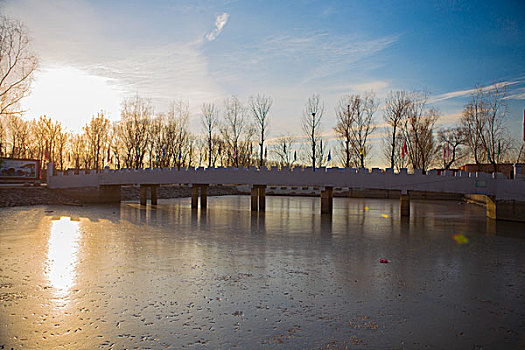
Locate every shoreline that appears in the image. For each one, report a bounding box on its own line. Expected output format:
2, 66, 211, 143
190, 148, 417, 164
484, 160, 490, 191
0, 184, 248, 208
0, 184, 467, 208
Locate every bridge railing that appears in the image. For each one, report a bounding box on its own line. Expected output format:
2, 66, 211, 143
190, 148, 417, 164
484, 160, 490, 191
46, 163, 525, 201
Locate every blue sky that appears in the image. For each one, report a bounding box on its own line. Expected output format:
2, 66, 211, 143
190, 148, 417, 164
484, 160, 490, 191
3, 0, 525, 165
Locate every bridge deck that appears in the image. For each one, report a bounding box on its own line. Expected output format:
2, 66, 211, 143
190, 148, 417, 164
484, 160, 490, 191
47, 165, 525, 201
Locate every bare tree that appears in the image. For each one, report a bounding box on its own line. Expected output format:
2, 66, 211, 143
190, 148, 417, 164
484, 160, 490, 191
70, 133, 87, 170
221, 96, 250, 167
167, 100, 191, 169
335, 93, 377, 168
0, 117, 5, 156
83, 111, 111, 170
383, 90, 411, 169
119, 95, 153, 168
401, 93, 439, 171
201, 102, 219, 167
55, 129, 68, 171
302, 94, 324, 170
0, 16, 38, 117
109, 122, 122, 169
6, 114, 29, 157
249, 94, 272, 167
460, 84, 511, 172
273, 134, 295, 168
437, 127, 466, 169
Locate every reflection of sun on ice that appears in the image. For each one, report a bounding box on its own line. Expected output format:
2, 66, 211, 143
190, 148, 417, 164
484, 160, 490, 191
46, 217, 81, 298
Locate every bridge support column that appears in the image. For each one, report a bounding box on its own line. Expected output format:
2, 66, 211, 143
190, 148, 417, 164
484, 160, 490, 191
151, 185, 158, 205
200, 184, 208, 209
251, 187, 258, 211
486, 197, 525, 222
191, 184, 208, 209
191, 185, 199, 209
251, 185, 266, 212
400, 191, 410, 217
321, 186, 333, 214
258, 185, 266, 212
140, 185, 148, 206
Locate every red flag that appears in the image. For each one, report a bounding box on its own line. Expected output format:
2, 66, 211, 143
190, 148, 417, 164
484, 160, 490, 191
402, 139, 407, 158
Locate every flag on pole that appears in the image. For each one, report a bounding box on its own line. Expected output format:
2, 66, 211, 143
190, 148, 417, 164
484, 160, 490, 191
402, 139, 407, 158
327, 150, 331, 162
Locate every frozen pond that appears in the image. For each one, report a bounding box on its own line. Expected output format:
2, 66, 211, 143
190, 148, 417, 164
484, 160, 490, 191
1, 196, 524, 349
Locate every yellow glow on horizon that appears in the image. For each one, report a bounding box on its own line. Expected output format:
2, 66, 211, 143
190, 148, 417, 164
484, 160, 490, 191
22, 66, 123, 132
46, 217, 81, 299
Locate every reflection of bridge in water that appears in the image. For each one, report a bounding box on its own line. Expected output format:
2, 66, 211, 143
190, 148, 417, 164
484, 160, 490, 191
46, 163, 525, 221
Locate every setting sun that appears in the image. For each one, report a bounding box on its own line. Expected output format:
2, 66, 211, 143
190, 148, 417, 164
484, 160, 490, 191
23, 66, 123, 131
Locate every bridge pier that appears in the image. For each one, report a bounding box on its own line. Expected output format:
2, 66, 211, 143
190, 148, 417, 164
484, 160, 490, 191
191, 184, 208, 209
151, 185, 158, 205
400, 191, 410, 217
140, 185, 148, 205
251, 185, 266, 212
320, 186, 333, 214
486, 197, 525, 222
139, 184, 159, 205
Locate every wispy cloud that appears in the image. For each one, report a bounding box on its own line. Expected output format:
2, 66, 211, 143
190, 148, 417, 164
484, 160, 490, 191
206, 12, 229, 41
431, 80, 520, 103
259, 32, 399, 83
327, 81, 390, 96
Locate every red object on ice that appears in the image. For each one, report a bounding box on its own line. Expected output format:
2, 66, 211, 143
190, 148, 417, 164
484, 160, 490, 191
379, 258, 389, 263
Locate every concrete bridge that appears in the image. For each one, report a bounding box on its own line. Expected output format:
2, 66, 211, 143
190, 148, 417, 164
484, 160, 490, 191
46, 163, 525, 221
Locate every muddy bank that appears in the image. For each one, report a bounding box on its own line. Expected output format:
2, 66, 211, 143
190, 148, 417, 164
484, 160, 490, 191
0, 184, 248, 207
0, 186, 82, 207
120, 184, 248, 201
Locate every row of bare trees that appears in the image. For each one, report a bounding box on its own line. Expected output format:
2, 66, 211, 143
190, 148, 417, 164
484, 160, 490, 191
0, 86, 520, 172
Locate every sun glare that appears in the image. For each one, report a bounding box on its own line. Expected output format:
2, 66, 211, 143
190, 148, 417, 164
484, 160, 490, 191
22, 66, 123, 132
46, 216, 82, 299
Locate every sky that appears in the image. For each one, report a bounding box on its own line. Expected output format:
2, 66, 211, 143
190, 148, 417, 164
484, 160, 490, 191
2, 0, 525, 166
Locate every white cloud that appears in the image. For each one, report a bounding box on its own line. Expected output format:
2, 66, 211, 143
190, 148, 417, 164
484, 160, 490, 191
431, 81, 519, 103
206, 12, 229, 41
